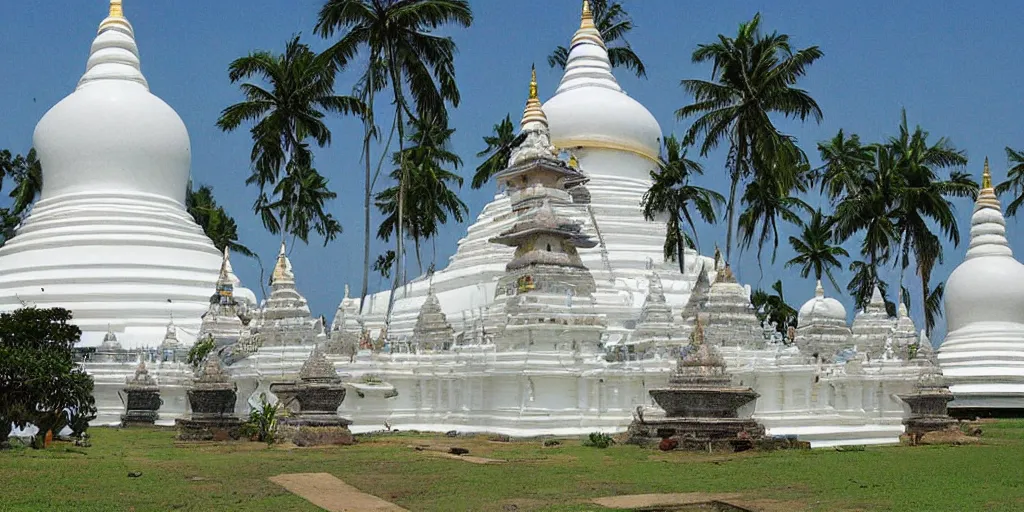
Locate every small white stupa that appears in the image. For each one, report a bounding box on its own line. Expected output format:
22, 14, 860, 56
940, 158, 1024, 412
0, 1, 223, 348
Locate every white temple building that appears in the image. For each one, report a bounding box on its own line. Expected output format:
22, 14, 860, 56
8, 2, 960, 447
939, 159, 1024, 414
0, 0, 241, 347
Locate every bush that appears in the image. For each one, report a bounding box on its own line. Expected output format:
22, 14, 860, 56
0, 307, 96, 449
187, 336, 217, 369
583, 432, 615, 449
240, 394, 279, 445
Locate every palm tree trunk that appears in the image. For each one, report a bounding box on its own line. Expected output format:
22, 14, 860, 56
415, 236, 423, 276
674, 213, 685, 275
724, 172, 739, 266
384, 57, 409, 331
359, 86, 376, 316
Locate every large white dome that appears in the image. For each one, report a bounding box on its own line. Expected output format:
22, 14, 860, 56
944, 181, 1024, 332
34, 11, 190, 203
541, 6, 661, 162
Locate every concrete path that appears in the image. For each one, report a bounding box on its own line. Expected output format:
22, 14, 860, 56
269, 473, 408, 512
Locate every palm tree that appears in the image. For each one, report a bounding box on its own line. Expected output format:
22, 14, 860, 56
677, 13, 823, 266
751, 280, 798, 336
815, 130, 874, 204
641, 135, 724, 274
186, 182, 255, 258
995, 147, 1024, 216
315, 0, 473, 324
785, 209, 848, 290
548, 0, 646, 79
886, 110, 975, 334
736, 144, 813, 267
473, 114, 516, 189
0, 149, 42, 218
376, 114, 467, 276
216, 35, 362, 246
262, 156, 344, 247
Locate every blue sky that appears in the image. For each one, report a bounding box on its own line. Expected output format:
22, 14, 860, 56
2, 1, 1023, 343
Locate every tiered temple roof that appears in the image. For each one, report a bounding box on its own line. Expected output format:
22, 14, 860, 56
701, 266, 762, 348
255, 242, 321, 347
412, 287, 455, 352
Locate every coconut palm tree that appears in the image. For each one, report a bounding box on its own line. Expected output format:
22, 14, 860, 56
216, 35, 362, 245
885, 110, 975, 334
315, 0, 473, 324
473, 114, 517, 189
677, 13, 823, 266
785, 209, 848, 290
815, 129, 874, 205
186, 182, 255, 258
376, 114, 467, 276
548, 0, 646, 79
641, 135, 724, 274
751, 280, 798, 335
261, 154, 344, 247
994, 147, 1024, 216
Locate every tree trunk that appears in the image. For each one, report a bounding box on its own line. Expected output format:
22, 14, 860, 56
359, 86, 376, 315
674, 214, 685, 275
415, 236, 423, 276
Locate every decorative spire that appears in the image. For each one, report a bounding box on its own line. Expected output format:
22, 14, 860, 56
218, 247, 232, 285
581, 1, 595, 30
982, 157, 992, 189
966, 157, 1013, 260
570, 0, 607, 50
815, 279, 824, 298
520, 65, 548, 130
272, 241, 293, 284
556, 0, 618, 96
84, 0, 148, 90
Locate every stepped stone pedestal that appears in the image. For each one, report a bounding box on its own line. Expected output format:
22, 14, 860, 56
898, 363, 958, 444
271, 346, 353, 446
628, 319, 766, 451
120, 360, 162, 427
176, 357, 242, 441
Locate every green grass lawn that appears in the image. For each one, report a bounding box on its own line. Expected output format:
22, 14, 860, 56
2, 422, 1024, 511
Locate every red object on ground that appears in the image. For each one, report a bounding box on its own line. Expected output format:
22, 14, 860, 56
659, 438, 678, 451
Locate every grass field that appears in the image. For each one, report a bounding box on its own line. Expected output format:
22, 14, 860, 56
2, 422, 1024, 511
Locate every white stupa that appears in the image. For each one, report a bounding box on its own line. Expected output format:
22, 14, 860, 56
939, 158, 1024, 412
0, 1, 223, 348
353, 0, 714, 341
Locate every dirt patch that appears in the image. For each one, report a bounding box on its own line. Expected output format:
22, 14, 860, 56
730, 498, 813, 511
407, 443, 507, 464
592, 493, 744, 509
269, 472, 408, 512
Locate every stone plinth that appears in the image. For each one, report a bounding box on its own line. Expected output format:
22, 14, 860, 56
271, 346, 353, 446
121, 360, 162, 427
176, 357, 242, 441
898, 365, 957, 444
629, 319, 765, 450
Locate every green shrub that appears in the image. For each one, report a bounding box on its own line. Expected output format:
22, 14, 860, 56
583, 432, 615, 449
241, 394, 279, 445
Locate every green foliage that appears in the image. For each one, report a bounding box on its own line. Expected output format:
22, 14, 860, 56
0, 148, 43, 247
0, 307, 96, 449
217, 35, 361, 246
582, 432, 615, 449
642, 135, 724, 274
679, 13, 823, 266
473, 114, 516, 190
548, 0, 647, 79
786, 209, 849, 290
751, 280, 799, 335
186, 336, 216, 369
186, 182, 254, 259
240, 394, 279, 445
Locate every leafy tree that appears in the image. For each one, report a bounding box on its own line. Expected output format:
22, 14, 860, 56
187, 336, 216, 369
678, 13, 823, 266
641, 135, 724, 274
473, 114, 517, 189
216, 35, 362, 246
548, 0, 646, 79
0, 148, 43, 248
785, 209, 849, 290
376, 115, 468, 276
751, 280, 798, 335
736, 148, 813, 267
258, 152, 343, 247
0, 307, 96, 448
996, 147, 1024, 216
186, 182, 255, 258
316, 0, 473, 325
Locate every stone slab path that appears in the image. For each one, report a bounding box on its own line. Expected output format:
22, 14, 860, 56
592, 492, 744, 509
269, 473, 408, 512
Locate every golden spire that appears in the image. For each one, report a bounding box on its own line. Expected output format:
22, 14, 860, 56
982, 157, 992, 189
520, 65, 547, 129
581, 0, 595, 30
529, 65, 538, 100
109, 0, 124, 18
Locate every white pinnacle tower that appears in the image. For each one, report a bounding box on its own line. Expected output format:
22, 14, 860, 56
0, 1, 223, 348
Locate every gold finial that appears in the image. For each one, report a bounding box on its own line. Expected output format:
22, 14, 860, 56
581, 0, 593, 26
982, 157, 992, 189
529, 65, 538, 100
109, 0, 124, 18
